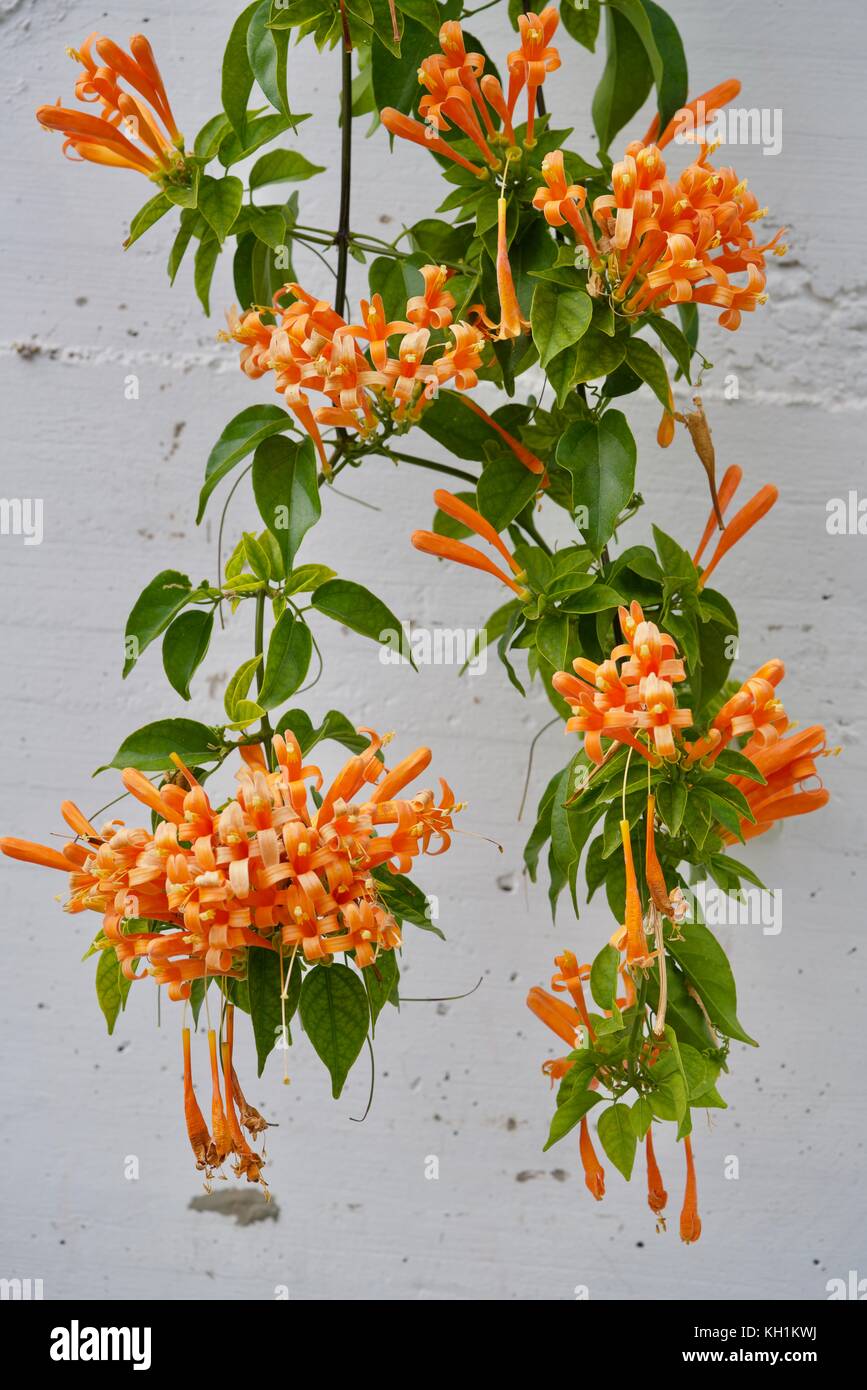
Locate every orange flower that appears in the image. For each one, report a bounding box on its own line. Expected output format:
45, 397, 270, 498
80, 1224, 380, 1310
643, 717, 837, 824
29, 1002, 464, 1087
411, 489, 530, 596
526, 984, 583, 1049
380, 107, 487, 178
551, 950, 594, 1039
645, 1128, 668, 1216
37, 33, 184, 179
590, 107, 785, 331
418, 56, 500, 171
642, 79, 743, 150
407, 265, 456, 330
506, 8, 561, 147
721, 725, 832, 843
532, 151, 597, 260
493, 195, 531, 339
645, 794, 673, 917
622, 819, 654, 969
679, 1135, 702, 1243
697, 482, 778, 587
634, 674, 693, 760
458, 396, 546, 475
579, 1116, 606, 1201
692, 463, 743, 564
431, 324, 487, 393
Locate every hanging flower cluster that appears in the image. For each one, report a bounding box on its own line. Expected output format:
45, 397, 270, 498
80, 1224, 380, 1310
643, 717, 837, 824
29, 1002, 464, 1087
223, 275, 492, 471
36, 32, 186, 181
381, 11, 561, 176
534, 80, 787, 330
527, 952, 701, 1241
0, 728, 460, 992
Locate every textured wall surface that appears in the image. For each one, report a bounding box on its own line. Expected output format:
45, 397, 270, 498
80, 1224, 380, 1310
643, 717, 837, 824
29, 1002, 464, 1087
1, 0, 865, 1302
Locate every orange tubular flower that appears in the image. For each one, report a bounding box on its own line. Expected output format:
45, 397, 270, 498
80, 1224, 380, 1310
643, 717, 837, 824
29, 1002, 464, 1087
579, 1116, 606, 1201
643, 78, 743, 151
634, 675, 693, 760
36, 33, 184, 179
551, 950, 594, 1039
493, 195, 531, 339
697, 483, 778, 587
182, 1026, 216, 1174
411, 506, 529, 597
526, 984, 583, 1049
645, 794, 673, 917
693, 463, 743, 564
532, 151, 598, 260
431, 324, 487, 393
459, 395, 546, 475
506, 8, 561, 147
407, 265, 456, 330
679, 1135, 702, 1243
380, 106, 487, 177
645, 1129, 668, 1216
721, 725, 832, 843
622, 819, 654, 969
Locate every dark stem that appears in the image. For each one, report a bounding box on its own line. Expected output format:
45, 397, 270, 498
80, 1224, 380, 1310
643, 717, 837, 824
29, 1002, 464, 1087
374, 446, 478, 484
334, 42, 353, 320
254, 591, 275, 764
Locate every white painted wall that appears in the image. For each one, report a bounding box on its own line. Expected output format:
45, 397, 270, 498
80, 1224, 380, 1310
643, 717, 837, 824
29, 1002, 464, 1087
1, 0, 864, 1301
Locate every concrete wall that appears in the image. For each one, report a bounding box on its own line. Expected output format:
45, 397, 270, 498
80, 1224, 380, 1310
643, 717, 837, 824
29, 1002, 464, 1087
1, 0, 864, 1300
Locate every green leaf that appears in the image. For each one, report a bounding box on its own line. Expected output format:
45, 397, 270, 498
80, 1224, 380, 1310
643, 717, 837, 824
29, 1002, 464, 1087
645, 312, 694, 381
224, 655, 263, 721
656, 780, 687, 835
590, 943, 620, 1011
95, 948, 131, 1035
123, 569, 193, 677
218, 113, 297, 166
666, 921, 757, 1046
162, 609, 214, 700
284, 562, 336, 596
631, 1096, 654, 1139
643, 0, 688, 134
557, 411, 636, 555
543, 1087, 601, 1151
124, 192, 172, 249
197, 405, 293, 522
311, 578, 416, 667
530, 282, 592, 370
248, 0, 290, 116
597, 1102, 637, 1178
249, 148, 324, 190
167, 210, 199, 284
248, 945, 300, 1076
625, 336, 672, 411
476, 452, 540, 532
372, 867, 444, 938
561, 0, 601, 51
194, 237, 221, 315
251, 434, 320, 571
103, 719, 223, 773
299, 962, 371, 1098
194, 112, 232, 160
259, 611, 313, 709
221, 1, 258, 139
535, 613, 570, 671
371, 14, 431, 113
364, 950, 400, 1034
198, 175, 244, 243
368, 255, 424, 324
592, 5, 654, 152
712, 749, 766, 784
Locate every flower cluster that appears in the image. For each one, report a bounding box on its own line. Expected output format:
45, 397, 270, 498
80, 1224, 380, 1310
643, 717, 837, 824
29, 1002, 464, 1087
554, 602, 692, 763
381, 11, 561, 176
223, 275, 490, 470
534, 81, 786, 330
527, 951, 701, 1241
0, 728, 461, 995
36, 32, 185, 180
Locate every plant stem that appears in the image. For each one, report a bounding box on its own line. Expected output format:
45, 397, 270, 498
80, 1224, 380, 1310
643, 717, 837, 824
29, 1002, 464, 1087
335, 42, 353, 320
373, 446, 478, 484
254, 591, 275, 763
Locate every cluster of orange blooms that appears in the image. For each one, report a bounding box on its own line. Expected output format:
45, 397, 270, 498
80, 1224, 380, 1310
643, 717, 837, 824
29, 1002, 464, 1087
36, 31, 184, 178
381, 11, 561, 172
0, 728, 460, 992
223, 275, 491, 470
535, 80, 786, 331
1, 729, 460, 1186
527, 950, 700, 1242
